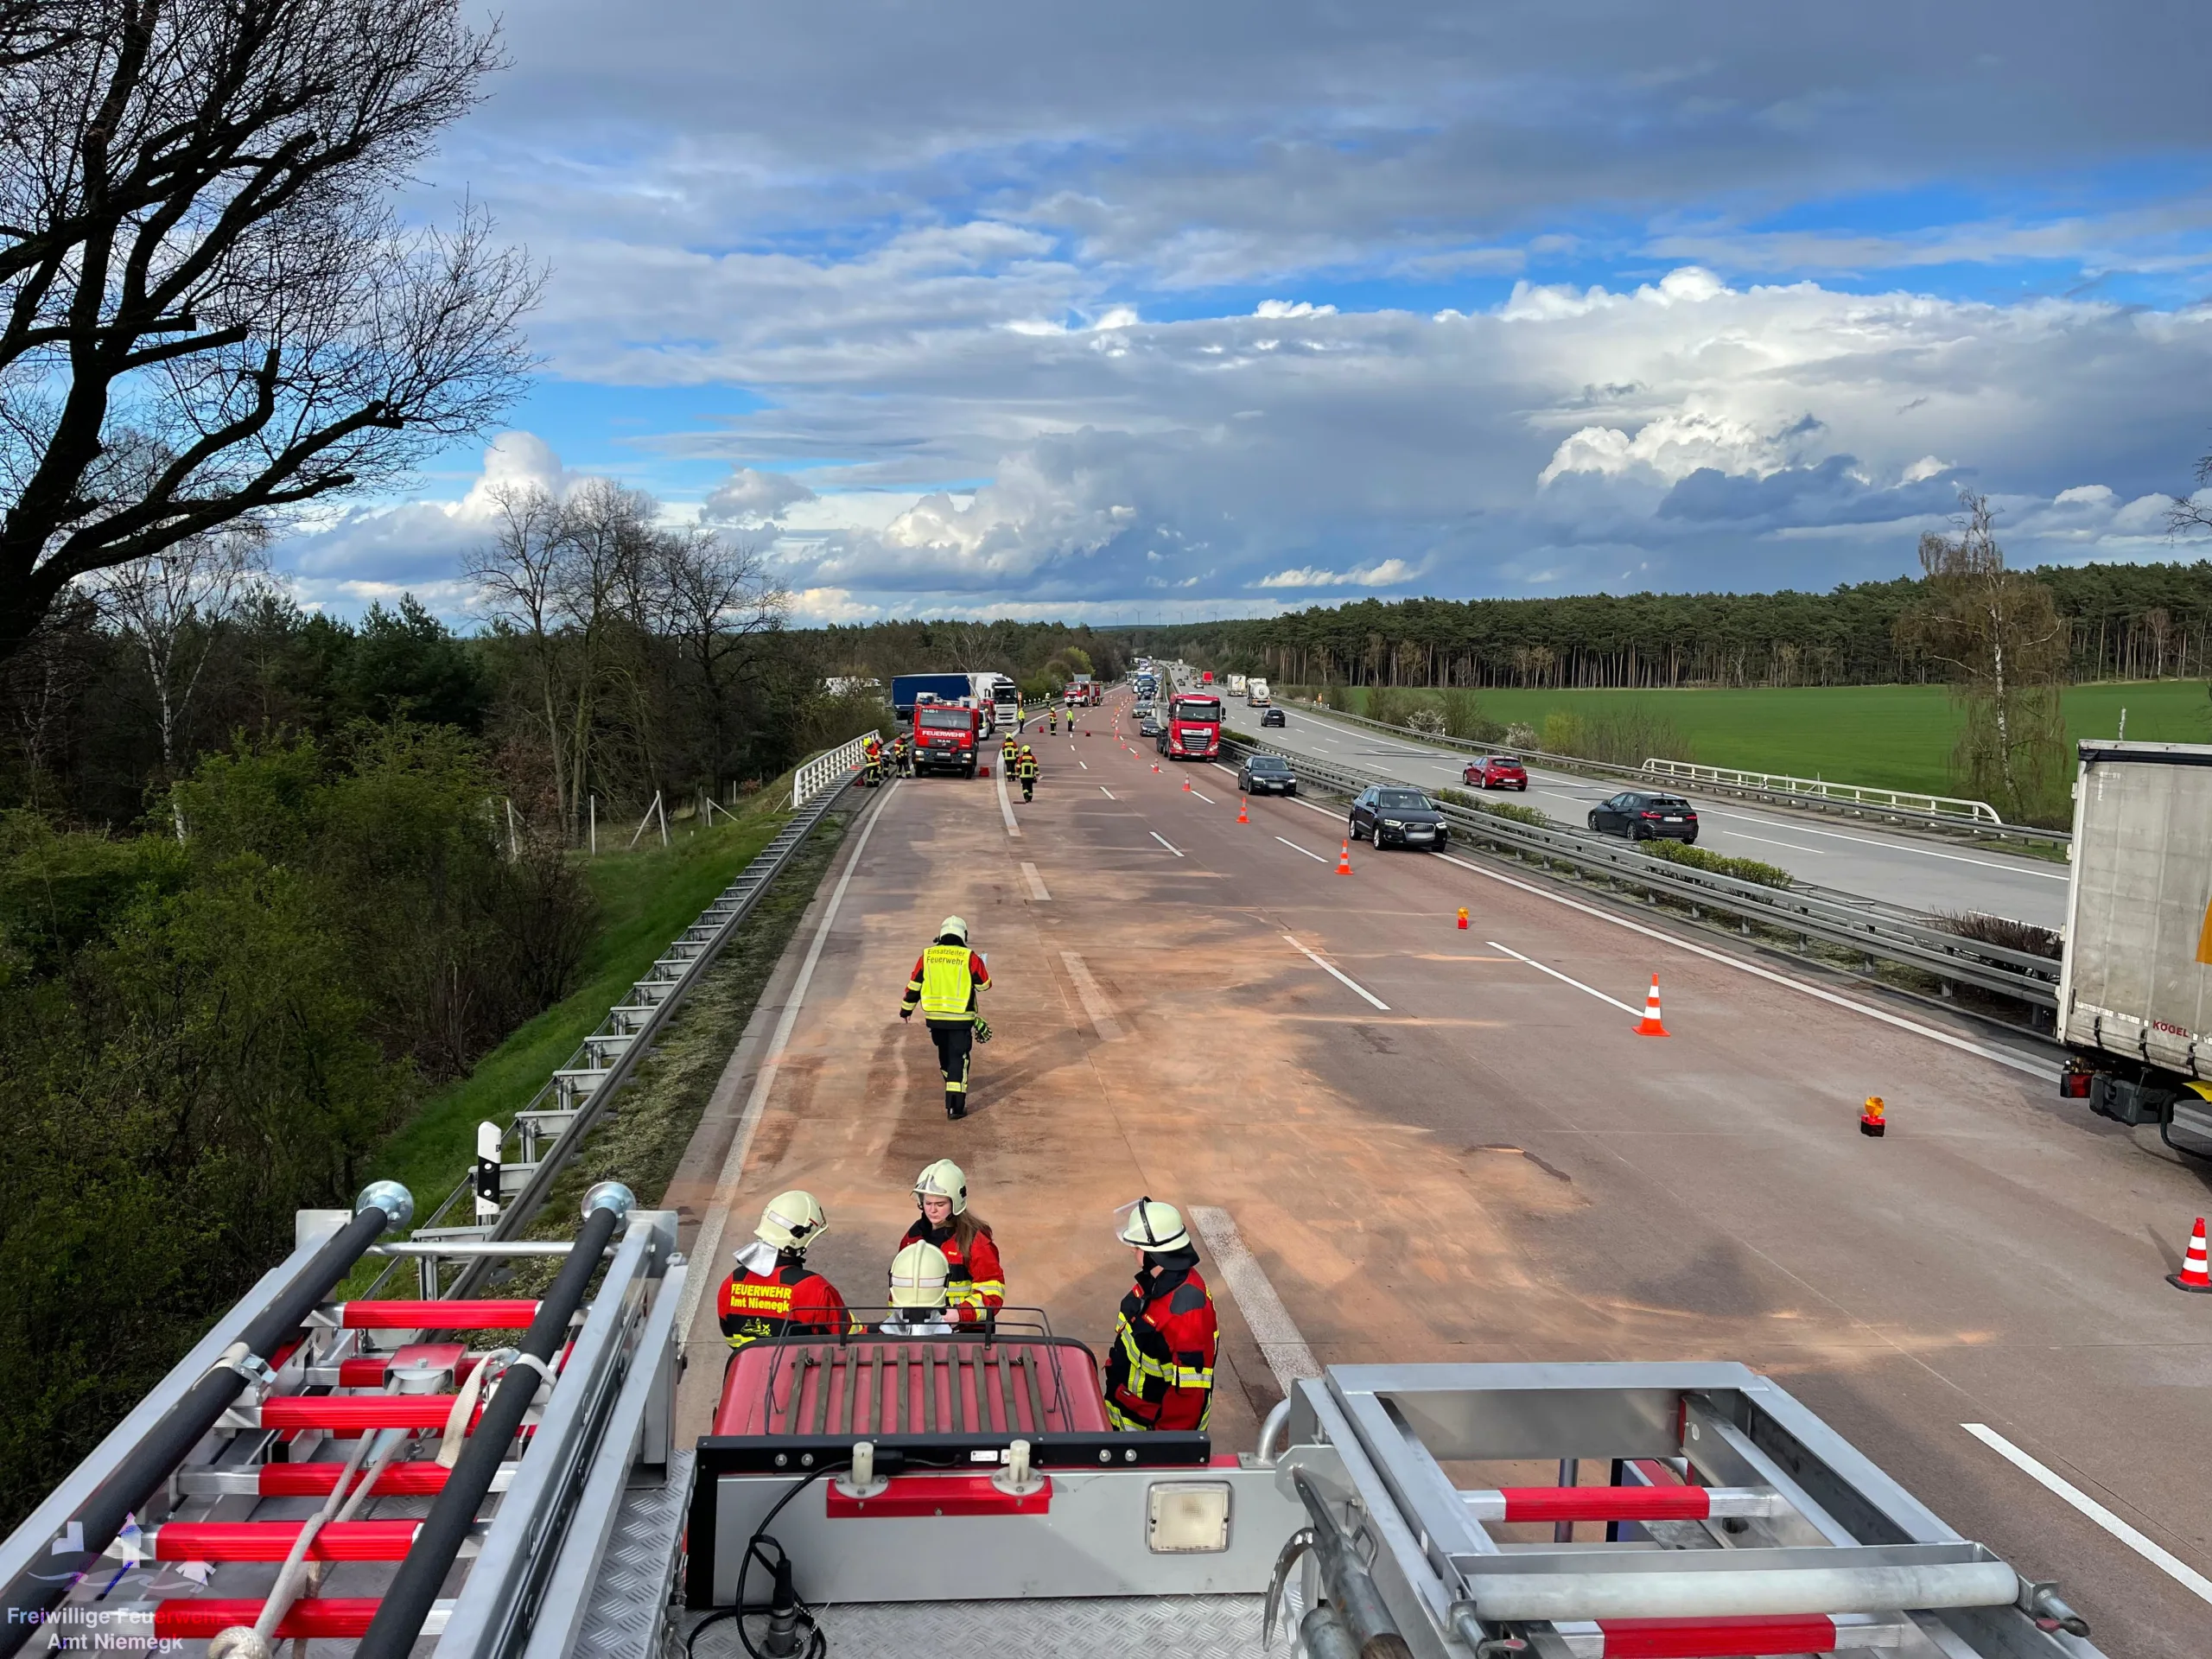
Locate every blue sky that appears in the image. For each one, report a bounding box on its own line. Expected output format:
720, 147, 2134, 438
281, 0, 2212, 624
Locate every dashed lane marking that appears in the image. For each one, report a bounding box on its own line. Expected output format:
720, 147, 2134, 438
1962, 1423, 2212, 1605
1283, 933, 1389, 1010
672, 782, 899, 1355
1188, 1206, 1320, 1389
1020, 861, 1051, 901
1275, 836, 1329, 864
1078, 760, 1089, 770
1428, 851, 2055, 1079
1099, 785, 1116, 799
1188, 786, 1217, 804
1059, 950, 1124, 1040
1488, 939, 1643, 1018
1150, 830, 1185, 858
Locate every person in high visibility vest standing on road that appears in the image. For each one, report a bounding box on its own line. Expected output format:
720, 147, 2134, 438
900, 917, 992, 1119
899, 1159, 1006, 1322
1103, 1198, 1217, 1432
718, 1191, 851, 1353
1017, 743, 1039, 803
1001, 731, 1018, 772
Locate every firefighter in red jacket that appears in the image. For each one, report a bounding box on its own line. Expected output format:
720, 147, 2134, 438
1104, 1198, 1217, 1432
717, 1191, 851, 1351
899, 916, 992, 1119
899, 1159, 1006, 1323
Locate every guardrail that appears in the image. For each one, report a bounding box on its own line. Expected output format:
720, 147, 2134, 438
1222, 734, 2058, 1011
1638, 759, 2001, 825
793, 732, 875, 806
1282, 698, 2067, 846
372, 759, 864, 1300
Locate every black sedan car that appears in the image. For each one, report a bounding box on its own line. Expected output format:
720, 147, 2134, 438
1587, 791, 1699, 842
1238, 753, 1298, 795
1260, 706, 1287, 727
1348, 785, 1449, 849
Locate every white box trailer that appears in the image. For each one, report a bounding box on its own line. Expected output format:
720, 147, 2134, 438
2056, 740, 2212, 1155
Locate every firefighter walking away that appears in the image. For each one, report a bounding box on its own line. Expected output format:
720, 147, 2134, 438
1104, 1198, 1217, 1432
717, 1191, 851, 1353
900, 916, 993, 1118
1017, 742, 1039, 803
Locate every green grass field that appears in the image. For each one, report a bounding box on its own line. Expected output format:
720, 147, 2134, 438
1325, 680, 2212, 798
361, 792, 793, 1228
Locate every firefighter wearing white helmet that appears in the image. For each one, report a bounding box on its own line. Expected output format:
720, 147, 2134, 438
899, 1158, 1006, 1323
899, 915, 993, 1119
1104, 1198, 1217, 1432
716, 1190, 851, 1351
882, 1240, 956, 1334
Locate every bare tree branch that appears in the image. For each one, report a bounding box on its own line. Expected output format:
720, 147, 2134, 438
0, 0, 540, 663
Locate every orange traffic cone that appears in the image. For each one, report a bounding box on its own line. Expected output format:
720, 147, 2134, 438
1236, 798, 1249, 823
2171, 1218, 2212, 1293
1456, 907, 1469, 930
1633, 974, 1669, 1037
1859, 1096, 1886, 1137
1335, 840, 1352, 875
1152, 763, 1161, 773
1183, 779, 1192, 792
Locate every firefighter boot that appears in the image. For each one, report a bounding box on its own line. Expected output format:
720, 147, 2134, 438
1022, 779, 1034, 803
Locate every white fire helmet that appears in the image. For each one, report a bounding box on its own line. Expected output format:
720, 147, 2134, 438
888, 1240, 950, 1307
912, 1158, 968, 1217
753, 1191, 829, 1251
939, 916, 969, 945
1116, 1197, 1191, 1255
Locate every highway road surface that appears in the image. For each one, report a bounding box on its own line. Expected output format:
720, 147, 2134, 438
666, 692, 2209, 1659
1236, 701, 2072, 927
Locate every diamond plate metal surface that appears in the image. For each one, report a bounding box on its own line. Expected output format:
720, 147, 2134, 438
683, 1593, 1272, 1659
574, 1450, 691, 1659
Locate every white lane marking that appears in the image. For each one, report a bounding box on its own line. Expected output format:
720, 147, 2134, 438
673, 784, 897, 1354
1060, 950, 1125, 1040
1275, 836, 1329, 863
1151, 830, 1185, 857
1189, 1206, 1321, 1389
1699, 810, 2070, 880
1488, 939, 1644, 1018
1710, 828, 1828, 855
1961, 1423, 2212, 1605
1020, 861, 1051, 901
1189, 786, 1217, 804
1078, 760, 1089, 770
1099, 785, 1116, 799
995, 755, 1020, 837
1283, 933, 1390, 1010
1430, 851, 2055, 1079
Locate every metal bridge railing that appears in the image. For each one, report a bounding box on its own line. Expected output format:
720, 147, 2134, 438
1637, 758, 2002, 825
793, 733, 876, 806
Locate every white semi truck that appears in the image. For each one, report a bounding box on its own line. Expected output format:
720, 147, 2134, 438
2056, 739, 2212, 1158
1247, 677, 1271, 706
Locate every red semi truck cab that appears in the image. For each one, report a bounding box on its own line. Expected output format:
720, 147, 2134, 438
1159, 693, 1223, 760
913, 702, 981, 776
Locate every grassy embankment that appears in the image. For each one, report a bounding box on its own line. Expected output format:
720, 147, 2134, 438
1310, 681, 2212, 797
363, 788, 801, 1232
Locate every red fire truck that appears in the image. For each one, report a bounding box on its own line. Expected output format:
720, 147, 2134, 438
912, 702, 981, 777
1156, 691, 1223, 760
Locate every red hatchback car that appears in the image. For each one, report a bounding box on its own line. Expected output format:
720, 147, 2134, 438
1464, 753, 1529, 791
